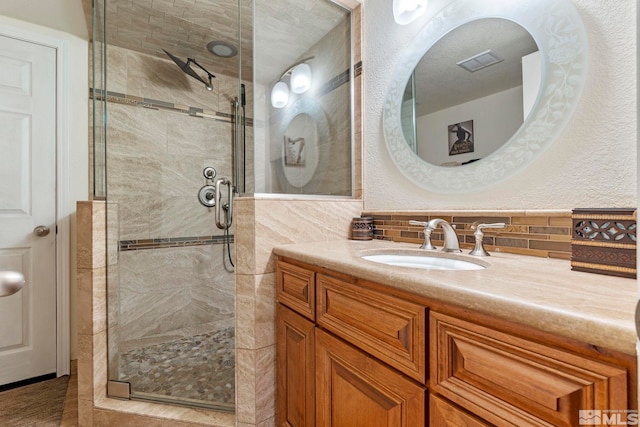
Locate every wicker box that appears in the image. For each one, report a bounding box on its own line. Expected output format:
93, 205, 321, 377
571, 208, 636, 279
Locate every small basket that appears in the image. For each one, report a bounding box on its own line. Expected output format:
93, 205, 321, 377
351, 216, 374, 241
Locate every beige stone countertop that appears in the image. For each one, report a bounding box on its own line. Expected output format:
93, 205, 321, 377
273, 239, 638, 356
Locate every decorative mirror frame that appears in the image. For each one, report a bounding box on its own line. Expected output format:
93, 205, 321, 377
383, 0, 588, 193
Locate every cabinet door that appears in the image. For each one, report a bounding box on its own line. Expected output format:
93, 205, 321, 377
316, 329, 425, 427
430, 394, 492, 427
431, 311, 629, 427
277, 304, 316, 427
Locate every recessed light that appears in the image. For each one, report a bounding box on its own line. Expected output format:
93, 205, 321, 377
206, 41, 238, 58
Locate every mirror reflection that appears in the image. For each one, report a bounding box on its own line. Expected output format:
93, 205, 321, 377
401, 18, 540, 167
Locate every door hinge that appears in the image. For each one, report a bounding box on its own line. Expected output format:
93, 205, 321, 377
107, 380, 131, 399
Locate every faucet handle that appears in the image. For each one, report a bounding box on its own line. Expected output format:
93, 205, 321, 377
409, 220, 436, 250
469, 223, 505, 256
473, 222, 506, 231
409, 220, 428, 227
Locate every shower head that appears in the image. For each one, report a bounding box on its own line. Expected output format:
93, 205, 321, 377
162, 49, 215, 91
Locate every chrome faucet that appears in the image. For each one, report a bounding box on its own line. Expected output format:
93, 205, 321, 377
409, 219, 462, 253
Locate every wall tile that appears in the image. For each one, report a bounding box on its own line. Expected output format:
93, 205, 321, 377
365, 210, 573, 259
236, 348, 256, 424
93, 410, 162, 427
117, 245, 234, 344
77, 267, 107, 335
254, 345, 276, 423
235, 274, 256, 350
234, 198, 256, 275
253, 199, 362, 274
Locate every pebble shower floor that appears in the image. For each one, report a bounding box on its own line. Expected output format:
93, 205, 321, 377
119, 327, 235, 409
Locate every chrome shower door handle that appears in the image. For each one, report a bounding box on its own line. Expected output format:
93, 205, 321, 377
34, 225, 50, 237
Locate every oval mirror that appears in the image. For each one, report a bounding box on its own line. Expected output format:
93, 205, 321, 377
383, 0, 588, 193
402, 18, 539, 166
274, 97, 331, 193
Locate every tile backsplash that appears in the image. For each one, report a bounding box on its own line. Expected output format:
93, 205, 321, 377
362, 211, 572, 260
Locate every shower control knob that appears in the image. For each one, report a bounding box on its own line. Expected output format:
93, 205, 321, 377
203, 167, 217, 180
198, 185, 216, 207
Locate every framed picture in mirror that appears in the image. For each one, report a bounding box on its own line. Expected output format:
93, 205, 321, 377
448, 120, 474, 156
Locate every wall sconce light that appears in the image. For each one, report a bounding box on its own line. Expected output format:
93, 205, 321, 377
270, 57, 314, 108
271, 81, 289, 108
393, 0, 428, 25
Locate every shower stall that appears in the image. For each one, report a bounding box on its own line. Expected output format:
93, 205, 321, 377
90, 0, 353, 412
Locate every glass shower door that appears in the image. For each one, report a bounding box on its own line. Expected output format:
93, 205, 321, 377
94, 0, 243, 411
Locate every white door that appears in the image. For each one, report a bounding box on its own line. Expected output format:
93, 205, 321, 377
0, 35, 57, 386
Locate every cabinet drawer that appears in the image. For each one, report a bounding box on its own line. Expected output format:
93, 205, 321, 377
316, 273, 426, 382
430, 311, 629, 427
277, 261, 315, 320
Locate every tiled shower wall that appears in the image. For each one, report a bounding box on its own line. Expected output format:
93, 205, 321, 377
265, 15, 354, 195
101, 45, 240, 359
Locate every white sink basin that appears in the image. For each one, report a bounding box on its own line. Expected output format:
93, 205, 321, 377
361, 253, 485, 271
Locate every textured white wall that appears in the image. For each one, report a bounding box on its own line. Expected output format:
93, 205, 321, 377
363, 0, 637, 210
417, 86, 523, 166
0, 0, 87, 39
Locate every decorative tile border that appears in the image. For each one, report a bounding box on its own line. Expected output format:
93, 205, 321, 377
362, 211, 572, 259
354, 60, 363, 78
119, 235, 234, 251
89, 88, 251, 126
570, 208, 636, 278
318, 61, 362, 97
89, 61, 363, 123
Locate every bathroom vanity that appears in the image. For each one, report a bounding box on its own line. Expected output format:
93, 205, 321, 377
274, 240, 637, 427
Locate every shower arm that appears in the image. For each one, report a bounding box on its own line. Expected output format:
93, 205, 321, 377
215, 177, 233, 230
186, 58, 215, 88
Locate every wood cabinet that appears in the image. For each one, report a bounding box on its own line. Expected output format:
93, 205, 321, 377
277, 260, 315, 320
316, 273, 426, 382
430, 394, 492, 427
277, 304, 316, 427
430, 311, 630, 427
315, 328, 426, 427
275, 258, 636, 427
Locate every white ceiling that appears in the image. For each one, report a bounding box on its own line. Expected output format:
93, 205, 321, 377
414, 18, 539, 116
82, 2, 536, 111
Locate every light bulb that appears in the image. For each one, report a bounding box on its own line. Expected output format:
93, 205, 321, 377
393, 0, 428, 25
290, 63, 312, 94
271, 81, 289, 108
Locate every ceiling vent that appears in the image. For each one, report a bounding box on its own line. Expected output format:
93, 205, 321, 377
456, 49, 504, 72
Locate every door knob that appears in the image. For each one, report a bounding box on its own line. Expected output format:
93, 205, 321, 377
34, 225, 50, 237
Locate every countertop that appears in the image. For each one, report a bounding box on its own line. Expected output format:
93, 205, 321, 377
273, 239, 639, 356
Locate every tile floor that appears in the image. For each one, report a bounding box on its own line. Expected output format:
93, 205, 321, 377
119, 328, 235, 409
